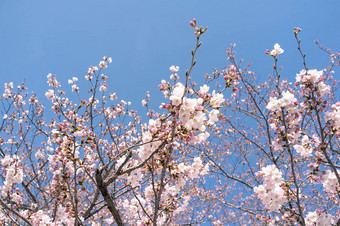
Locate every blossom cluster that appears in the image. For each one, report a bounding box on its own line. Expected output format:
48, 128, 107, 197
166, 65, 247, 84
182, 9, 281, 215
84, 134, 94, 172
169, 65, 180, 81
0, 155, 23, 201
121, 156, 209, 225
20, 206, 77, 225
161, 66, 225, 144
325, 102, 340, 137
296, 69, 331, 112
293, 135, 313, 158
305, 210, 334, 226
266, 90, 298, 112
222, 64, 240, 94
266, 90, 301, 151
2, 82, 13, 99
265, 43, 284, 57
320, 170, 340, 194
1, 155, 24, 192
254, 165, 287, 211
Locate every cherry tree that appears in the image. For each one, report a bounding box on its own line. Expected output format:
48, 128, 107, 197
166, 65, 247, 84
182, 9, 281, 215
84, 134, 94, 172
185, 28, 340, 225
0, 19, 339, 225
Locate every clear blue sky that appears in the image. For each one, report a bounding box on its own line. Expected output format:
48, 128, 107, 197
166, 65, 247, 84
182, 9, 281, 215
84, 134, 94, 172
1, 0, 339, 108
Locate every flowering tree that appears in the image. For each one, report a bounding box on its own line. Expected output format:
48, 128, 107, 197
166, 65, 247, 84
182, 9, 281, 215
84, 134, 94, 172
0, 19, 339, 225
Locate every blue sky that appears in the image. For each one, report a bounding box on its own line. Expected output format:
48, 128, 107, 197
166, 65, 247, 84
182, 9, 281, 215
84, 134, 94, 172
1, 0, 339, 109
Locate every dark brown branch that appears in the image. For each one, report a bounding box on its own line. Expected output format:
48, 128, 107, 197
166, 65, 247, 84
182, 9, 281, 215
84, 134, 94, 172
95, 169, 124, 226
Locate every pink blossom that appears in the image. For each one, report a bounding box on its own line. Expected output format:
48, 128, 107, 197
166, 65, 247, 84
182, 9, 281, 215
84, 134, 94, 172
199, 84, 210, 95
169, 82, 185, 106
210, 91, 225, 108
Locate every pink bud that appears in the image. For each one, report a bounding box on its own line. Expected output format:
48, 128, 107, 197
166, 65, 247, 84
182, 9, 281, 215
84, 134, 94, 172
294, 27, 301, 34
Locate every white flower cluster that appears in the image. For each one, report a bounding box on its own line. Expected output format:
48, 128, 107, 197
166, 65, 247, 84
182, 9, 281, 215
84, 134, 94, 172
266, 91, 297, 112
0, 155, 23, 196
293, 135, 313, 158
169, 82, 185, 106
46, 73, 61, 88
3, 82, 13, 99
254, 165, 286, 211
325, 102, 340, 137
296, 69, 331, 96
169, 82, 224, 142
320, 170, 339, 194
296, 69, 323, 83
169, 65, 180, 80
305, 210, 334, 226
270, 43, 284, 57
266, 90, 301, 150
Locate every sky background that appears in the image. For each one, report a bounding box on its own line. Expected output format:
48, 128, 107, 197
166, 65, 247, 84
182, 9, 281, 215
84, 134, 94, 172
1, 0, 339, 110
